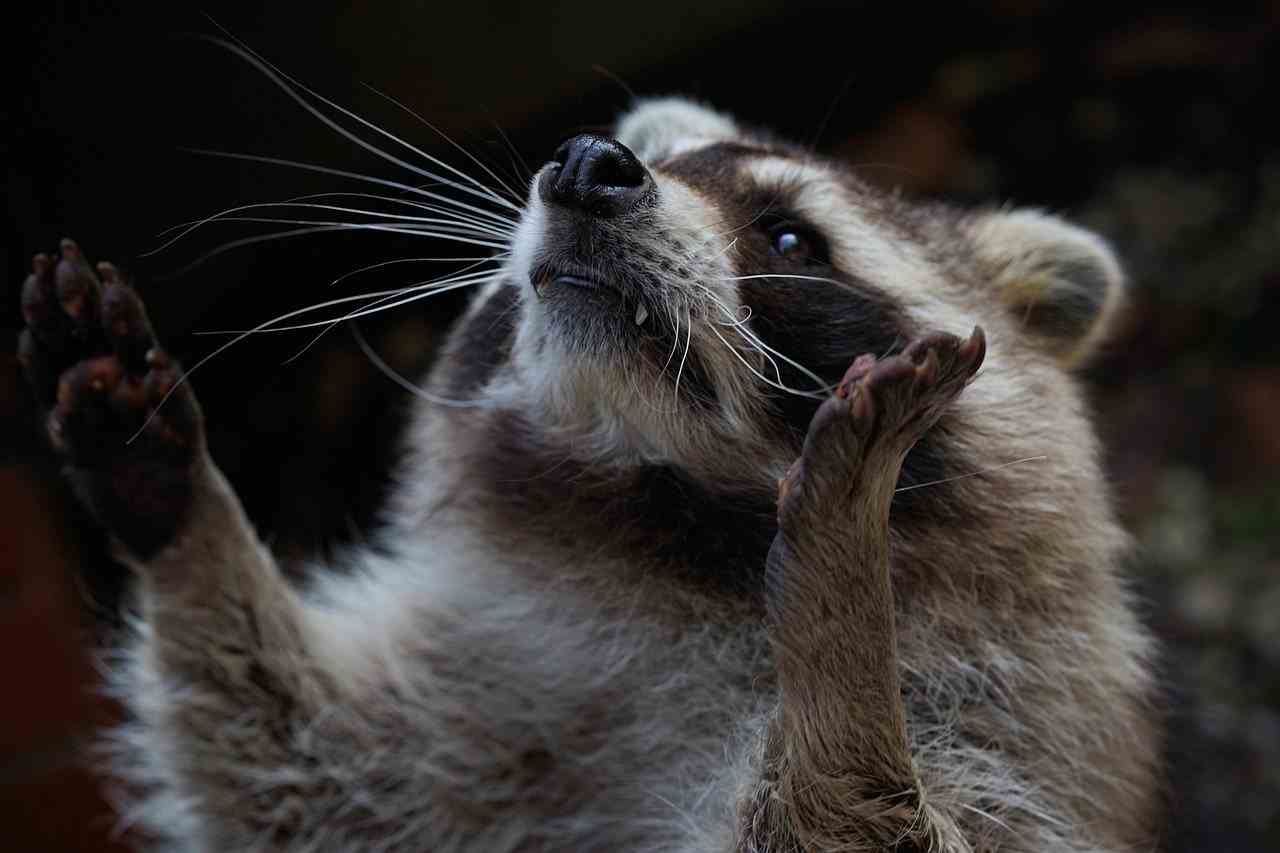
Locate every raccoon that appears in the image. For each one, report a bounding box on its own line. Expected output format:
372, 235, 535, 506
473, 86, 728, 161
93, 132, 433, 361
18, 97, 1159, 851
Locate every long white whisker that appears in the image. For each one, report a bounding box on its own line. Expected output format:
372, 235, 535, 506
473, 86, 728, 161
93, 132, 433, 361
698, 236, 739, 263
152, 205, 510, 256
696, 287, 787, 386
153, 215, 508, 250
706, 322, 828, 400
487, 118, 535, 185
673, 298, 693, 401
720, 272, 852, 287
281, 267, 484, 363
715, 304, 753, 327
329, 255, 501, 288
361, 83, 525, 203
661, 299, 682, 376
707, 199, 782, 240
155, 225, 372, 278
732, 318, 834, 392
277, 275, 492, 329
154, 191, 514, 242
893, 456, 1049, 493
196, 34, 522, 213
694, 283, 832, 392
292, 191, 515, 234
260, 268, 498, 364
161, 149, 516, 246
196, 271, 498, 335
127, 271, 496, 442
349, 320, 490, 408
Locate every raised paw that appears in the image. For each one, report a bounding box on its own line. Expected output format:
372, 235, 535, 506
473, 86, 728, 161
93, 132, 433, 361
19, 239, 204, 558
778, 327, 985, 526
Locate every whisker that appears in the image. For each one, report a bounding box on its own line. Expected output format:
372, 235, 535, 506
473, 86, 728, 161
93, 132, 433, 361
894, 456, 1049, 493
163, 149, 516, 248
196, 32, 521, 214
152, 204, 510, 256
271, 269, 500, 364
153, 215, 509, 251
714, 304, 753, 327
186, 206, 510, 237
196, 270, 499, 335
281, 272, 464, 364
304, 282, 502, 367
699, 236, 739, 263
692, 285, 787, 385
661, 298, 683, 377
706, 198, 782, 240
706, 322, 828, 400
154, 191, 513, 243
155, 225, 379, 279
721, 272, 846, 286
329, 254, 501, 288
673, 298, 693, 402
486, 118, 535, 185
361, 83, 525, 203
292, 191, 516, 234
349, 320, 491, 408
127, 272, 497, 442
732, 319, 834, 392
694, 283, 832, 393
591, 64, 638, 101
277, 274, 495, 330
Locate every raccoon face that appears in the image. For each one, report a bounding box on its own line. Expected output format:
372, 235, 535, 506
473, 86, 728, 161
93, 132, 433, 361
503, 97, 1125, 472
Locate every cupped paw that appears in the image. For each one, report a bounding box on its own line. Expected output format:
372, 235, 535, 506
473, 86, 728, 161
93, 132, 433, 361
778, 327, 985, 525
19, 239, 204, 558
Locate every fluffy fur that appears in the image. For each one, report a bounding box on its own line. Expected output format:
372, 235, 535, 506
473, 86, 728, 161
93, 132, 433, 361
27, 97, 1158, 851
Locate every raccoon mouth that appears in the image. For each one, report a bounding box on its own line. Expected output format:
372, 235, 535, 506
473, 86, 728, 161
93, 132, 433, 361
529, 261, 652, 326
530, 262, 620, 300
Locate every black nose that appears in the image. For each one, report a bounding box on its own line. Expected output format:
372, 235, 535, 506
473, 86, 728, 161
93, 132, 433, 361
539, 134, 650, 217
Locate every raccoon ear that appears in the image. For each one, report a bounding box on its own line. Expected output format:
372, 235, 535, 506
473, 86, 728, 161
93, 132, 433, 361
967, 209, 1126, 369
614, 97, 739, 163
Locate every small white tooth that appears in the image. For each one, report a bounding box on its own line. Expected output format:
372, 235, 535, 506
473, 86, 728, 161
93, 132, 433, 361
635, 303, 649, 326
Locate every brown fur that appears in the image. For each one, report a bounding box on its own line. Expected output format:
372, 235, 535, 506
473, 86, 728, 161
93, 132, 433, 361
19, 97, 1159, 851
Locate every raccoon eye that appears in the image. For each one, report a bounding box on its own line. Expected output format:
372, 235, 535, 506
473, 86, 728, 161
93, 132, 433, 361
767, 221, 828, 264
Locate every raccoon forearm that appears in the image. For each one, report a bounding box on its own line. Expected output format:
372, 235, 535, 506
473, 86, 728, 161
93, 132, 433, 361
120, 459, 417, 845
130, 459, 321, 704
750, 335, 988, 852
767, 507, 910, 785
750, 518, 960, 852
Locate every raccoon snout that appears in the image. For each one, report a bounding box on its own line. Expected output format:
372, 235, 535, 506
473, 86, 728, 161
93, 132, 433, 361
539, 133, 651, 218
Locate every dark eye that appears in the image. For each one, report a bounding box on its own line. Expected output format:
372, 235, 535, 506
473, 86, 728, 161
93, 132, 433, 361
767, 221, 828, 264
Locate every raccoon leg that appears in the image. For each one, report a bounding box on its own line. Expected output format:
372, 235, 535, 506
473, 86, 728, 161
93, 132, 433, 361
20, 241, 342, 841
20, 239, 203, 558
739, 328, 986, 853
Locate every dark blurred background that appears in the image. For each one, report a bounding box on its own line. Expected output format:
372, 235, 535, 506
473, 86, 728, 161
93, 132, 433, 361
4, 2, 1279, 850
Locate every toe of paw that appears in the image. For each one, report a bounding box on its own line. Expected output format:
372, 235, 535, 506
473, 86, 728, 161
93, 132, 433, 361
56, 357, 124, 409
102, 284, 156, 367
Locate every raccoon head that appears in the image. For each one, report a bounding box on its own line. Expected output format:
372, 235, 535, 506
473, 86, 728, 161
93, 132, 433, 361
500, 97, 1125, 487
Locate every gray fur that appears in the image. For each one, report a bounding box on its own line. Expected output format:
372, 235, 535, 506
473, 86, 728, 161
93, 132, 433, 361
86, 99, 1157, 851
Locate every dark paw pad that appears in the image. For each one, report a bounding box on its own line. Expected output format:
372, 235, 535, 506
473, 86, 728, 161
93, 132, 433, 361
778, 327, 985, 521
831, 326, 985, 442
20, 239, 203, 557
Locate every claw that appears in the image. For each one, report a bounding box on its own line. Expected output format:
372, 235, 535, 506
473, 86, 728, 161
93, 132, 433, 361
97, 261, 124, 285
959, 326, 986, 376
849, 383, 873, 424
145, 348, 170, 369
60, 237, 80, 256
